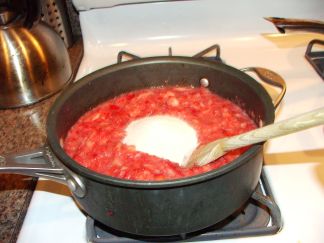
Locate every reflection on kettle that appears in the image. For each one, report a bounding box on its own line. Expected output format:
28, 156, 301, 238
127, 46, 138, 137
0, 0, 72, 108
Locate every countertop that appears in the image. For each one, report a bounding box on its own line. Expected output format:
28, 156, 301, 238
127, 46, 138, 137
0, 39, 83, 243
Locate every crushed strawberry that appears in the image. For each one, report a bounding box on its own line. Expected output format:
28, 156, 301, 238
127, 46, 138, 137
64, 87, 256, 181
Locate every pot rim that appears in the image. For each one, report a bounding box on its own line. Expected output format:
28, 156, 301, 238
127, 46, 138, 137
47, 56, 274, 189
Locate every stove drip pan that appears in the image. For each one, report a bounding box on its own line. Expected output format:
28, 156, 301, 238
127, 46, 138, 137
86, 170, 282, 242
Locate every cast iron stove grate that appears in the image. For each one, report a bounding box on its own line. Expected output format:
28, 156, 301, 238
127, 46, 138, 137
265, 17, 324, 80
86, 170, 282, 242
305, 39, 324, 80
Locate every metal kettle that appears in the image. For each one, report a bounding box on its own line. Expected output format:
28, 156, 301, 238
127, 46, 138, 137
0, 0, 72, 109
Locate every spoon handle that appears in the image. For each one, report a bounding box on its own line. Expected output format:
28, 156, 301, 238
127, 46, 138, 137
222, 107, 324, 151
188, 107, 324, 167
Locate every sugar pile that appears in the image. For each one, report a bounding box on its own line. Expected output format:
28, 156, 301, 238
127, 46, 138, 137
123, 115, 198, 166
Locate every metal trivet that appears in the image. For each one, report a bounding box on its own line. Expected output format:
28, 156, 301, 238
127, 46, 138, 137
305, 39, 324, 80
86, 170, 282, 242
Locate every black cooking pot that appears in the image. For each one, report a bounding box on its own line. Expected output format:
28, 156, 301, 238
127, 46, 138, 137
0, 51, 286, 236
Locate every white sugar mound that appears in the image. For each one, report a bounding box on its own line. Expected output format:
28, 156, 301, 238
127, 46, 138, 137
123, 115, 198, 166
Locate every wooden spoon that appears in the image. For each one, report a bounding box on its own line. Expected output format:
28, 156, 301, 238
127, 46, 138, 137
184, 107, 324, 167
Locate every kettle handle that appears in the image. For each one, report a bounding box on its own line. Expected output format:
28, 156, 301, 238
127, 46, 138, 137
1, 0, 42, 28
23, 0, 41, 28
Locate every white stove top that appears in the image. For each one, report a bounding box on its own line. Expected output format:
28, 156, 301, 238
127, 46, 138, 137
18, 0, 324, 242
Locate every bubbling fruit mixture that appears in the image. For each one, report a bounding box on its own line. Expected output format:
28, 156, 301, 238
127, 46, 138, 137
63, 87, 257, 181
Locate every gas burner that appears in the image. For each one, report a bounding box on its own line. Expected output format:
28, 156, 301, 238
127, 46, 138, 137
305, 39, 324, 80
86, 171, 282, 242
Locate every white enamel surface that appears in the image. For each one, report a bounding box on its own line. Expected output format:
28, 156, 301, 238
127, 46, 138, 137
17, 181, 86, 243
17, 0, 324, 242
123, 115, 198, 165
75, 0, 324, 79
72, 0, 175, 10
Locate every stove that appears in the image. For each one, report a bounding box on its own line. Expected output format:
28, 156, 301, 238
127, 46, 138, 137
17, 0, 324, 242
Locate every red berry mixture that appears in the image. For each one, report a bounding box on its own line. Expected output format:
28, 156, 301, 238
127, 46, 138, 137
64, 87, 256, 181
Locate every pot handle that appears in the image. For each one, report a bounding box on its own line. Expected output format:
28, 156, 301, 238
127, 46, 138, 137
241, 67, 286, 109
0, 146, 66, 184
264, 17, 324, 34
0, 146, 86, 198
